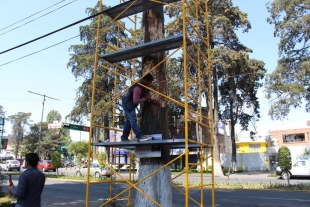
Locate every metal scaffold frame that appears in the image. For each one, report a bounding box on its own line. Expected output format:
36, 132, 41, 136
86, 0, 215, 206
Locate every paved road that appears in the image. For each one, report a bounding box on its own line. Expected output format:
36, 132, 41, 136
7, 169, 310, 206
39, 179, 310, 206
39, 167, 310, 185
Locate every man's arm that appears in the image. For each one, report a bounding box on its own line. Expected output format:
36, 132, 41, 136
133, 87, 150, 104
10, 174, 27, 198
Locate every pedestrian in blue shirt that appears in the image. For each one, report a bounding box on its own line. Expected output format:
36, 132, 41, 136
8, 153, 45, 207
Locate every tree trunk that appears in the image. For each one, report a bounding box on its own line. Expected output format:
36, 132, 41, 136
15, 130, 21, 158
137, 6, 172, 207
212, 66, 224, 176
229, 95, 237, 171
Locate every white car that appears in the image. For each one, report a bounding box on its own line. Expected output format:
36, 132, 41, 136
2, 160, 20, 171
76, 163, 111, 178
276, 160, 310, 179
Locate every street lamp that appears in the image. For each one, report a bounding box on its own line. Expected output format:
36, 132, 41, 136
27, 91, 59, 156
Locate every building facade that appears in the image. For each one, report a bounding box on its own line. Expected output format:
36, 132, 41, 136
267, 127, 310, 171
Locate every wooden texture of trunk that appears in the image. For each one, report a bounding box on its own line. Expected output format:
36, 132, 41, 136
136, 164, 171, 207
212, 66, 224, 176
229, 94, 237, 171
136, 6, 172, 207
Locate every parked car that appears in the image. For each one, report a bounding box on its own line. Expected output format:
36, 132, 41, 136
0, 156, 14, 164
0, 157, 6, 164
37, 160, 56, 172
76, 163, 111, 178
275, 159, 310, 179
15, 159, 24, 166
2, 160, 20, 171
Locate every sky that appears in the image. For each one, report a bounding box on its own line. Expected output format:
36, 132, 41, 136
0, 0, 309, 142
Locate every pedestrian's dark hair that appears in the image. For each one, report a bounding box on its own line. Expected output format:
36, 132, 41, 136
142, 73, 154, 81
26, 153, 40, 167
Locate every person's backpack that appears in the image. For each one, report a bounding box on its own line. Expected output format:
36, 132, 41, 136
122, 89, 136, 111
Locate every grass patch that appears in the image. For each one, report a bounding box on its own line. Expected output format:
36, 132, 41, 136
43, 174, 310, 192
0, 192, 16, 207
8, 171, 310, 192
267, 173, 278, 177
172, 180, 310, 191
45, 174, 112, 181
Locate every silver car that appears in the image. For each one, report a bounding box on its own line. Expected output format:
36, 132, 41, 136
2, 160, 20, 171
76, 163, 111, 178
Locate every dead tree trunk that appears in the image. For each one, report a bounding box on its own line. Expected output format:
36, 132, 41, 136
136, 6, 172, 207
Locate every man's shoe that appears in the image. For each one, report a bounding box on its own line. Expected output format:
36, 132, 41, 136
136, 136, 152, 142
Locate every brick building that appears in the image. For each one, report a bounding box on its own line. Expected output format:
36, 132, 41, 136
267, 124, 310, 171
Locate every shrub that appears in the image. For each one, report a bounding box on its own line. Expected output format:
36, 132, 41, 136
206, 165, 212, 173
98, 152, 106, 170
0, 171, 7, 193
51, 151, 61, 170
76, 153, 83, 169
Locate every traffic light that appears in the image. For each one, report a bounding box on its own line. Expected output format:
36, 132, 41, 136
62, 123, 70, 128
61, 122, 90, 132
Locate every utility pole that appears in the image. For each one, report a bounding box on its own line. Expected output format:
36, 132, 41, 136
28, 91, 59, 156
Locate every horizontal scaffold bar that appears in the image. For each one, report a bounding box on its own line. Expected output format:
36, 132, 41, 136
103, 0, 180, 20
100, 35, 187, 63
93, 138, 211, 148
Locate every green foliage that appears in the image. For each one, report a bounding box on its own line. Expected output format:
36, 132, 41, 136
0, 172, 7, 193
66, 2, 125, 137
46, 110, 62, 124
21, 123, 41, 156
40, 127, 69, 160
265, 0, 310, 120
98, 152, 106, 170
76, 153, 83, 169
218, 49, 266, 131
21, 113, 71, 160
278, 146, 292, 173
51, 151, 61, 170
0, 105, 5, 116
130, 151, 136, 169
68, 141, 88, 158
164, 0, 265, 173
6, 112, 32, 158
0, 192, 16, 207
206, 165, 212, 173
267, 173, 278, 177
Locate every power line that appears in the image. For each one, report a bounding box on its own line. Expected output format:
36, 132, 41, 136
0, 0, 66, 32
0, 0, 77, 36
0, 9, 106, 55
0, 35, 79, 67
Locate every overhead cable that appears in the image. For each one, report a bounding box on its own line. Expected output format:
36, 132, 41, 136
0, 0, 66, 32
0, 35, 79, 67
0, 0, 77, 36
0, 10, 105, 55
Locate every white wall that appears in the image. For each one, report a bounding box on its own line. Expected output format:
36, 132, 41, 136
220, 153, 267, 171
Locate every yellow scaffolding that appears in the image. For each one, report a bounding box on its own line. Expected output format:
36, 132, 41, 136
86, 0, 214, 206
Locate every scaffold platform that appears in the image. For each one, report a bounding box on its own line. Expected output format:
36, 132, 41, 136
100, 35, 185, 63
93, 138, 211, 148
103, 0, 180, 20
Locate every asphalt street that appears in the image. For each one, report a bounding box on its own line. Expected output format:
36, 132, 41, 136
47, 167, 310, 185
5, 168, 310, 206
